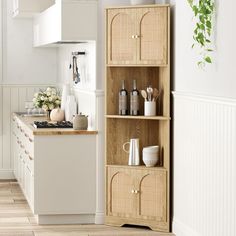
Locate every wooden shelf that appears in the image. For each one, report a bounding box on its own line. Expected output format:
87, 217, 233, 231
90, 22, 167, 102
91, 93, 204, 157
106, 164, 166, 171
106, 115, 171, 121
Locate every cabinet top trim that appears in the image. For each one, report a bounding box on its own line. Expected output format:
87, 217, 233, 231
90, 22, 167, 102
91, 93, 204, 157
105, 4, 170, 10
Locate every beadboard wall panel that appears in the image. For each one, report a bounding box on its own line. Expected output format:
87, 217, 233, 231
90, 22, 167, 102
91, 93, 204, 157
0, 85, 53, 178
173, 92, 236, 236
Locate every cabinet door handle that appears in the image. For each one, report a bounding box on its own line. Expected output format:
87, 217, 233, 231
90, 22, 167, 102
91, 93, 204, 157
135, 35, 140, 39
131, 35, 135, 39
135, 190, 140, 194
131, 189, 135, 194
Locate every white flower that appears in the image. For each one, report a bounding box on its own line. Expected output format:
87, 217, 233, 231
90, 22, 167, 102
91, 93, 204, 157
40, 96, 45, 101
48, 97, 53, 102
55, 100, 61, 105
34, 93, 39, 98
42, 104, 48, 111
33, 98, 37, 103
46, 87, 52, 92
49, 104, 54, 110
51, 89, 57, 95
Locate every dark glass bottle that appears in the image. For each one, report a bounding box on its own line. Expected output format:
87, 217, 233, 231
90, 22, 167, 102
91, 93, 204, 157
130, 80, 139, 116
119, 80, 128, 115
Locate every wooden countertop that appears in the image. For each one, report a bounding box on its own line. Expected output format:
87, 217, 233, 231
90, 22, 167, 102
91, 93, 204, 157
13, 113, 98, 136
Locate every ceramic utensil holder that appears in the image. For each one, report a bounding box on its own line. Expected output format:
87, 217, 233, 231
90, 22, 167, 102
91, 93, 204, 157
144, 101, 156, 116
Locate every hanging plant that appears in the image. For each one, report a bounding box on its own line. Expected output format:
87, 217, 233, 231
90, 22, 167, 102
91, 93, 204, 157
187, 0, 215, 67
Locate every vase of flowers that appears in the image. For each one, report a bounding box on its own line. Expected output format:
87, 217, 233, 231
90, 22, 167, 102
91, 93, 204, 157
33, 87, 61, 119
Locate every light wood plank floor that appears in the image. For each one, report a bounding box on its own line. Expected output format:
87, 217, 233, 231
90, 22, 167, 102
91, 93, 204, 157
0, 181, 174, 236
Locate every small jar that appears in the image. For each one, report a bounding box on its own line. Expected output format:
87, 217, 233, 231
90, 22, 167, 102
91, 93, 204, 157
73, 113, 88, 130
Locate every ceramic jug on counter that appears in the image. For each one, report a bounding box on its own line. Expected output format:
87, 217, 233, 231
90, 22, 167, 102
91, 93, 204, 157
65, 95, 77, 122
73, 113, 88, 130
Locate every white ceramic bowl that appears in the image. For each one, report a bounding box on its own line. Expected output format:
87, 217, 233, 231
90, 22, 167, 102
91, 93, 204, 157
130, 0, 155, 5
143, 145, 159, 153
143, 152, 159, 167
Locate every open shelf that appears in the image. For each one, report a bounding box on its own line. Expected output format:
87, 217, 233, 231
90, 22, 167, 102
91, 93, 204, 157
106, 115, 171, 121
106, 164, 166, 171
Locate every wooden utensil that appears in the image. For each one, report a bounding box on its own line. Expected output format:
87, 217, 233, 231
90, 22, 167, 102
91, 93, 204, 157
141, 90, 148, 101
152, 88, 160, 101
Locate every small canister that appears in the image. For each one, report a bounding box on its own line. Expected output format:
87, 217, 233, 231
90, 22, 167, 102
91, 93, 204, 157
73, 113, 88, 130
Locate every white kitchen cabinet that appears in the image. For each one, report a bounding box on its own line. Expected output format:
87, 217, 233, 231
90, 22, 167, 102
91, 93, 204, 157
12, 0, 55, 18
33, 0, 97, 47
12, 113, 97, 224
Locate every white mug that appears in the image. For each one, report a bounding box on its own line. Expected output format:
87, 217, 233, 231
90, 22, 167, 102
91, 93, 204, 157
123, 138, 140, 166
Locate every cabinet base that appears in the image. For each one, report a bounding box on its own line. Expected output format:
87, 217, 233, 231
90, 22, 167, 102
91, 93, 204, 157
105, 216, 169, 233
37, 214, 95, 225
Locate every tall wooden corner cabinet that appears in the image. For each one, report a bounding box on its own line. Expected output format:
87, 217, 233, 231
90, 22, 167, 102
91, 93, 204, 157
105, 4, 171, 232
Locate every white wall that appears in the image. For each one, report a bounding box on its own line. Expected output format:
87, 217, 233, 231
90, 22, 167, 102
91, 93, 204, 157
57, 42, 96, 90
2, 0, 57, 85
173, 1, 236, 236
174, 0, 236, 99
0, 0, 57, 178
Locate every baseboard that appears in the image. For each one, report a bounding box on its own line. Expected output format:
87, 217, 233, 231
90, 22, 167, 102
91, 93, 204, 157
0, 170, 15, 179
95, 212, 105, 224
172, 219, 201, 236
37, 214, 95, 225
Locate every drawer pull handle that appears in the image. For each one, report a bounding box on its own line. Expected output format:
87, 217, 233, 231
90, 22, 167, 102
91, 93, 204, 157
131, 35, 135, 39
131, 189, 135, 194
134, 190, 139, 194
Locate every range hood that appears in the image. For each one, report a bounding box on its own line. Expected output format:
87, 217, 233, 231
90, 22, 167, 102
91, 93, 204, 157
33, 0, 97, 47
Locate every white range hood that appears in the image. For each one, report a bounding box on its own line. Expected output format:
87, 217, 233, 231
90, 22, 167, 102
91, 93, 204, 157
33, 0, 97, 47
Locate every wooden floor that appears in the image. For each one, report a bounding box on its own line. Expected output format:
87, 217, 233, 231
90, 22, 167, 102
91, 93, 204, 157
0, 181, 174, 236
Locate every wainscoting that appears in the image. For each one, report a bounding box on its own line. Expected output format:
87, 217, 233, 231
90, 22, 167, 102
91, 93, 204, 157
172, 92, 236, 236
0, 85, 53, 179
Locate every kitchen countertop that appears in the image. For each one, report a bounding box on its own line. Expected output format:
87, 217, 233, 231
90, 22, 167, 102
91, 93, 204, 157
13, 113, 98, 136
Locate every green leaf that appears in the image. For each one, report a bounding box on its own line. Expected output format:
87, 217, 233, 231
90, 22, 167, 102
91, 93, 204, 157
206, 49, 213, 51
199, 15, 205, 23
206, 21, 212, 28
205, 56, 212, 63
200, 24, 205, 30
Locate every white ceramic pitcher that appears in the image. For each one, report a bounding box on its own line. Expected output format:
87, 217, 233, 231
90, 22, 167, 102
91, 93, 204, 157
123, 138, 140, 166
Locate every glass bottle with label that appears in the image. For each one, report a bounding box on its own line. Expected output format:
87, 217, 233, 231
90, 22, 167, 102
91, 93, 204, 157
130, 80, 139, 116
119, 80, 128, 115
